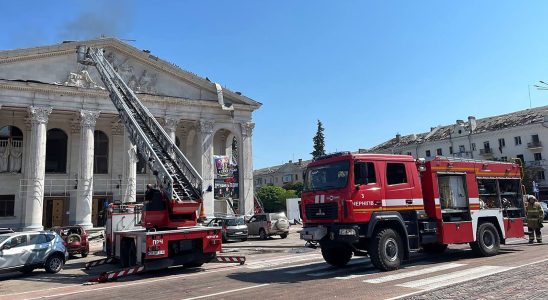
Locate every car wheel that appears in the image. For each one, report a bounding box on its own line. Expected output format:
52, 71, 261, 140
259, 228, 268, 240
45, 254, 65, 273
280, 233, 288, 239
81, 251, 88, 258
240, 237, 248, 242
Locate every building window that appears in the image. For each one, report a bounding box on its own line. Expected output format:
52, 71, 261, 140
534, 153, 543, 161
386, 163, 407, 185
459, 145, 465, 153
500, 156, 507, 162
45, 129, 68, 173
0, 126, 23, 173
449, 146, 453, 154
517, 154, 524, 164
425, 150, 431, 157
436, 148, 443, 156
94, 130, 109, 174
483, 141, 491, 153
514, 136, 521, 145
406, 152, 412, 156
498, 138, 505, 148
532, 134, 540, 143
471, 143, 476, 151
539, 171, 546, 180
282, 174, 292, 183
0, 195, 15, 217
295, 174, 298, 181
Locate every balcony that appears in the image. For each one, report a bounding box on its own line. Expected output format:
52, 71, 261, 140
527, 141, 543, 149
479, 148, 494, 157
526, 160, 547, 167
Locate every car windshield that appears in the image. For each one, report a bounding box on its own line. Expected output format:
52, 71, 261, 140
226, 218, 245, 226
303, 160, 350, 192
0, 235, 9, 244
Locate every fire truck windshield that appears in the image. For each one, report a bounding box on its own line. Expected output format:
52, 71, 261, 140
303, 160, 349, 192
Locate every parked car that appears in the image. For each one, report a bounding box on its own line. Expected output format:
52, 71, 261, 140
247, 212, 290, 239
0, 228, 14, 234
0, 231, 68, 274
53, 226, 89, 258
207, 216, 248, 242
540, 201, 548, 220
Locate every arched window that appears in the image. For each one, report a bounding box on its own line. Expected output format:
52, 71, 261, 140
0, 126, 23, 173
94, 130, 109, 174
45, 129, 68, 173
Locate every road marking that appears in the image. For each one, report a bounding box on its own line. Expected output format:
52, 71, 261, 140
246, 253, 323, 269
364, 263, 465, 283
264, 260, 323, 271
307, 260, 370, 277
285, 264, 329, 274
180, 284, 270, 300
285, 258, 367, 275
334, 269, 378, 280
397, 265, 512, 289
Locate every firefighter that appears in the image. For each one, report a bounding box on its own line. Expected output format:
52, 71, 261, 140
525, 195, 543, 243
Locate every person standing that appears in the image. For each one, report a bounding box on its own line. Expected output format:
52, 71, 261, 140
526, 195, 544, 243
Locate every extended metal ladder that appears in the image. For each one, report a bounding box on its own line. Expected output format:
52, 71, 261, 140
77, 46, 202, 203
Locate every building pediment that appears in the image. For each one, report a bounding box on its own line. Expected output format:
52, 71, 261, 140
0, 38, 260, 109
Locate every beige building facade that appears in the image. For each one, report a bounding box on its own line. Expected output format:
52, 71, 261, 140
0, 38, 261, 230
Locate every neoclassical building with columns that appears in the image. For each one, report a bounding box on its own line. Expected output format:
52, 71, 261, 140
0, 38, 261, 231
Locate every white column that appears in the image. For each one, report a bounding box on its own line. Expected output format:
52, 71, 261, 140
198, 120, 215, 216
239, 122, 255, 216
76, 110, 100, 229
163, 117, 179, 143
23, 106, 52, 231
123, 128, 137, 203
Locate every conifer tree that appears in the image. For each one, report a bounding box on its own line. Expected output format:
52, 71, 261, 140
311, 119, 326, 159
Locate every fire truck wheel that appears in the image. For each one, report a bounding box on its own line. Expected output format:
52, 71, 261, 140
369, 228, 403, 271
421, 243, 448, 254
321, 244, 352, 267
470, 222, 500, 257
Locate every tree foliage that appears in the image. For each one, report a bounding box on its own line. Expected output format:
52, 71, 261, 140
311, 119, 326, 159
256, 185, 297, 213
282, 181, 304, 197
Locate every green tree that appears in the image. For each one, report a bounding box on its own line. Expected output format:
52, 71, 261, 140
282, 181, 304, 197
256, 185, 297, 213
311, 119, 326, 159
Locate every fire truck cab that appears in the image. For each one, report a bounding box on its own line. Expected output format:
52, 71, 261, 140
300, 152, 525, 271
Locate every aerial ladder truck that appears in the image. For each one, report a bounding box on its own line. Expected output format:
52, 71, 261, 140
76, 46, 244, 282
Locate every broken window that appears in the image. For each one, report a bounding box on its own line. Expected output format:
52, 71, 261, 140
45, 128, 68, 173
498, 138, 505, 148
534, 153, 542, 161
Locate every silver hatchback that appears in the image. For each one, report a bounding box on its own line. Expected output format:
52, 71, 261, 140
0, 231, 68, 274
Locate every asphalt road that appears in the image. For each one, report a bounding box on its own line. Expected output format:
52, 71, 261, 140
1, 224, 547, 300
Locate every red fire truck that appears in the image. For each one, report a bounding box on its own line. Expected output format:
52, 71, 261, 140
76, 46, 244, 282
300, 152, 525, 271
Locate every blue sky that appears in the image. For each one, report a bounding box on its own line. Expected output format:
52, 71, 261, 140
1, 1, 547, 169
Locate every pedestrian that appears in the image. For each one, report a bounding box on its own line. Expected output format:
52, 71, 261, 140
525, 195, 543, 243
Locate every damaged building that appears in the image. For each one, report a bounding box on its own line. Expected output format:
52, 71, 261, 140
365, 105, 548, 198
0, 38, 261, 231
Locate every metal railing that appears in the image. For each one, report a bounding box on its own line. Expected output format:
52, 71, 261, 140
19, 178, 151, 197
526, 159, 547, 167
479, 148, 493, 155
527, 141, 543, 149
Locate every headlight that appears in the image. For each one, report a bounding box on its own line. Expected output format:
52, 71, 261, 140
339, 228, 356, 236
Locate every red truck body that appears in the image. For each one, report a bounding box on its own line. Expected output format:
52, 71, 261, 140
300, 152, 525, 271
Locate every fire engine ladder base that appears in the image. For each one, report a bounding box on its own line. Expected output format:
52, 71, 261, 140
212, 255, 246, 265
84, 257, 119, 270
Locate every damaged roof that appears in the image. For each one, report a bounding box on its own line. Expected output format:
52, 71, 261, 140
254, 160, 311, 176
368, 105, 548, 152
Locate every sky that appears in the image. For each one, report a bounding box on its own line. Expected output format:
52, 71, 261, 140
1, 1, 547, 169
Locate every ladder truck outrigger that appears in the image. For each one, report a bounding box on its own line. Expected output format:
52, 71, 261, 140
300, 152, 526, 271
76, 46, 244, 282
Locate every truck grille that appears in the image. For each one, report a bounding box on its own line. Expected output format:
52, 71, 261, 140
305, 203, 338, 220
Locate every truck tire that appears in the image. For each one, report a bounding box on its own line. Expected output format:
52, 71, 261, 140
470, 222, 500, 257
369, 228, 403, 271
321, 244, 352, 267
422, 243, 448, 254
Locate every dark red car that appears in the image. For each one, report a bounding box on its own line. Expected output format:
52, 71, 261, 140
53, 226, 89, 258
